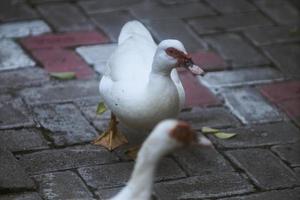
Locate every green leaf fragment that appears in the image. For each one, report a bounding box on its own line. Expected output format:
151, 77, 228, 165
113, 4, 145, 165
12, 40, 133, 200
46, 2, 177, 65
214, 132, 236, 139
201, 127, 219, 133
96, 102, 107, 115
49, 72, 76, 80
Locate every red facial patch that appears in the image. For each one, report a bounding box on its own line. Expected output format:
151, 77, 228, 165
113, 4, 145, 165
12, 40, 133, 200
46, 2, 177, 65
170, 121, 197, 144
165, 47, 193, 67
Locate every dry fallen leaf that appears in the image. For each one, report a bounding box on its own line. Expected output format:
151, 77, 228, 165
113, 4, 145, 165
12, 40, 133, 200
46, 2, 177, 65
96, 102, 107, 115
49, 72, 76, 80
214, 132, 236, 139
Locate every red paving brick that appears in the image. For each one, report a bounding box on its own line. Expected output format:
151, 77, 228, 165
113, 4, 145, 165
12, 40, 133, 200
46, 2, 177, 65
259, 81, 300, 103
178, 68, 221, 107
21, 31, 109, 49
191, 51, 227, 71
31, 48, 94, 79
278, 98, 300, 119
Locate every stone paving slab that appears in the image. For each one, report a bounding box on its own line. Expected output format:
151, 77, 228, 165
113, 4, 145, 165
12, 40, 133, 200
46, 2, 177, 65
221, 87, 283, 124
226, 148, 298, 190
0, 128, 49, 152
0, 95, 34, 129
272, 143, 300, 167
34, 171, 95, 200
0, 1, 37, 22
209, 122, 300, 148
0, 20, 50, 39
0, 192, 42, 200
0, 150, 35, 192
206, 0, 257, 14
18, 145, 118, 175
191, 51, 227, 71
154, 172, 254, 199
0, 39, 35, 71
33, 103, 98, 146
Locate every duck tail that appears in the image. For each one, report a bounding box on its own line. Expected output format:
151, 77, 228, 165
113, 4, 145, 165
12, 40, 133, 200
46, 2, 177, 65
118, 20, 155, 44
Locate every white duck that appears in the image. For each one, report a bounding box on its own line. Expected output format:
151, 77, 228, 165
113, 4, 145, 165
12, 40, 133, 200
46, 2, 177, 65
93, 21, 204, 150
110, 119, 211, 200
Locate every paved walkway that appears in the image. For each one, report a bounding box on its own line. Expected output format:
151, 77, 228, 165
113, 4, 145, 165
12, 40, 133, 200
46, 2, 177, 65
0, 0, 299, 199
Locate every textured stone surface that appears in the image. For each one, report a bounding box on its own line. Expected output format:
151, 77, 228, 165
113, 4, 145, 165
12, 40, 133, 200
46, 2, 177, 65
220, 188, 300, 200
0, 39, 35, 71
21, 31, 108, 49
222, 87, 283, 124
190, 12, 272, 34
144, 19, 205, 51
272, 143, 300, 167
0, 150, 35, 191
18, 145, 118, 175
37, 3, 94, 32
0, 128, 49, 152
278, 98, 300, 120
30, 48, 95, 79
201, 67, 283, 88
210, 122, 300, 148
155, 172, 254, 199
253, 0, 299, 25
76, 44, 117, 74
0, 95, 34, 129
20, 80, 99, 105
0, 192, 42, 200
78, 158, 185, 189
244, 26, 300, 46
78, 0, 141, 13
0, 1, 37, 22
0, 20, 50, 39
206, 0, 257, 13
204, 33, 269, 67
0, 67, 49, 93
191, 51, 227, 71
34, 171, 94, 200
226, 148, 298, 189
33, 104, 98, 146
178, 69, 221, 107
179, 107, 240, 129
263, 44, 300, 78
173, 146, 234, 176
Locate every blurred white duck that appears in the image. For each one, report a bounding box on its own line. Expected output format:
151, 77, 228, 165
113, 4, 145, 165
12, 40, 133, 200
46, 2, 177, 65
110, 119, 211, 200
93, 20, 204, 150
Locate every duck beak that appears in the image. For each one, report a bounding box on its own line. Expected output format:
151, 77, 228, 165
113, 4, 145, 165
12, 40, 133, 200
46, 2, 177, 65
183, 57, 205, 76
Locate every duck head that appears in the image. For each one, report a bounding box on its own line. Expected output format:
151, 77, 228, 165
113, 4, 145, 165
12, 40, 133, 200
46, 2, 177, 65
152, 39, 205, 75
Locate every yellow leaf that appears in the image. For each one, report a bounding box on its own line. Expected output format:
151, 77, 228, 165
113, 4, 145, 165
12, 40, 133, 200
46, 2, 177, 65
96, 102, 107, 115
214, 132, 236, 139
201, 127, 219, 133
49, 72, 76, 80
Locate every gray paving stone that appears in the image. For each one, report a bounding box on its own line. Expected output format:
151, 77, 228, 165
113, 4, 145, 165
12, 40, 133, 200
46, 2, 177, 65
0, 67, 49, 93
0, 1, 37, 22
222, 87, 283, 124
18, 145, 118, 175
0, 192, 42, 200
219, 188, 300, 200
226, 148, 298, 189
0, 39, 35, 71
272, 143, 300, 167
203, 33, 269, 67
154, 172, 254, 199
263, 44, 300, 78
244, 26, 300, 46
144, 19, 205, 51
206, 0, 257, 13
253, 0, 299, 25
173, 146, 234, 176
0, 20, 51, 39
158, 0, 199, 5
78, 157, 186, 189
37, 3, 94, 32
200, 67, 283, 88
91, 10, 135, 42
131, 1, 215, 20
20, 80, 100, 105
33, 104, 98, 146
95, 187, 121, 200
0, 128, 49, 152
78, 0, 141, 13
76, 44, 117, 74
0, 150, 35, 191
34, 171, 95, 200
178, 107, 240, 129
210, 122, 300, 148
0, 95, 34, 129
189, 12, 272, 34
295, 168, 300, 180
